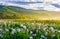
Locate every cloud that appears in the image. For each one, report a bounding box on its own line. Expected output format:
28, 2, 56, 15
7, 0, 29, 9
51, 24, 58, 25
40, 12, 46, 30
0, 0, 43, 2
52, 0, 60, 3
0, 0, 60, 4
0, 0, 60, 11
44, 4, 60, 11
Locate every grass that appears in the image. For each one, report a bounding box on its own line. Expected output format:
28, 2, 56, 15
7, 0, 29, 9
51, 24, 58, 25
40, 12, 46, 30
1, 5, 60, 20
0, 20, 60, 39
0, 4, 60, 39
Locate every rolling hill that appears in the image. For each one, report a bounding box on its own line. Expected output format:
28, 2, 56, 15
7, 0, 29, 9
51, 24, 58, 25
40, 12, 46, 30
0, 5, 60, 20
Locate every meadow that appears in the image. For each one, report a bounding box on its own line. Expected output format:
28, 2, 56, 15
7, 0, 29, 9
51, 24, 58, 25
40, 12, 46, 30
0, 20, 60, 39
0, 5, 60, 39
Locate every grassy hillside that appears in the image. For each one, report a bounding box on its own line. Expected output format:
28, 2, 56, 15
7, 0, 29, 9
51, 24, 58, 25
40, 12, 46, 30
0, 5, 60, 20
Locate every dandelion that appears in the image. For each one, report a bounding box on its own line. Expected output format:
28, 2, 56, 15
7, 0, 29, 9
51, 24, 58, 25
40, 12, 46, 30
0, 28, 2, 31
36, 23, 41, 26
5, 28, 9, 32
17, 28, 21, 32
43, 27, 47, 31
30, 36, 33, 39
50, 27, 54, 31
30, 31, 33, 34
22, 26, 26, 29
20, 24, 24, 26
26, 29, 29, 32
44, 24, 47, 26
41, 35, 47, 39
0, 34, 3, 38
58, 30, 60, 33
36, 29, 39, 33
12, 28, 16, 34
32, 34, 36, 36
45, 32, 48, 35
31, 23, 34, 25
40, 38, 42, 39
52, 34, 55, 37
41, 35, 45, 38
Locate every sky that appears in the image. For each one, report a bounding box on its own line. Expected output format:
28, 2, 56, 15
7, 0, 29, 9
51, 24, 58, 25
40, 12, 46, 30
0, 0, 60, 11
0, 0, 60, 3
0, 0, 43, 2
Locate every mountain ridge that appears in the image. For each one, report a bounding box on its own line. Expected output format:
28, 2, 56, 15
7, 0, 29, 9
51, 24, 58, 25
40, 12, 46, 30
0, 5, 60, 20
0, 1, 60, 11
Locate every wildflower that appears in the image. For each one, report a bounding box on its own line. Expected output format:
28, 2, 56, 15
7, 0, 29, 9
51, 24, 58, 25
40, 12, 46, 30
30, 31, 33, 34
0, 28, 2, 31
0, 34, 3, 38
36, 29, 39, 33
31, 23, 34, 25
41, 35, 45, 38
58, 30, 60, 33
26, 29, 29, 32
36, 23, 41, 26
30, 36, 33, 39
52, 34, 55, 37
41, 35, 47, 39
22, 26, 26, 29
20, 24, 24, 26
32, 34, 36, 36
43, 27, 47, 31
5, 29, 9, 32
50, 27, 54, 31
40, 38, 42, 39
17, 28, 21, 32
12, 28, 16, 34
45, 32, 48, 35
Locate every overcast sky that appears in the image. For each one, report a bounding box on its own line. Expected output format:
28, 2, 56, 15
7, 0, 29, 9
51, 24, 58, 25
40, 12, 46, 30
0, 0, 60, 11
0, 0, 60, 4
0, 0, 43, 2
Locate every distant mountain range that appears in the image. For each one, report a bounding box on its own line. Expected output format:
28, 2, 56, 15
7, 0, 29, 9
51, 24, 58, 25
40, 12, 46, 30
0, 5, 45, 19
0, 1, 60, 11
0, 5, 60, 20
0, 1, 60, 19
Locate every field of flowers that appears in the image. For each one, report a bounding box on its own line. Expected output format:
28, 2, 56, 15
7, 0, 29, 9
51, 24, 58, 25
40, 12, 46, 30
0, 20, 60, 39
